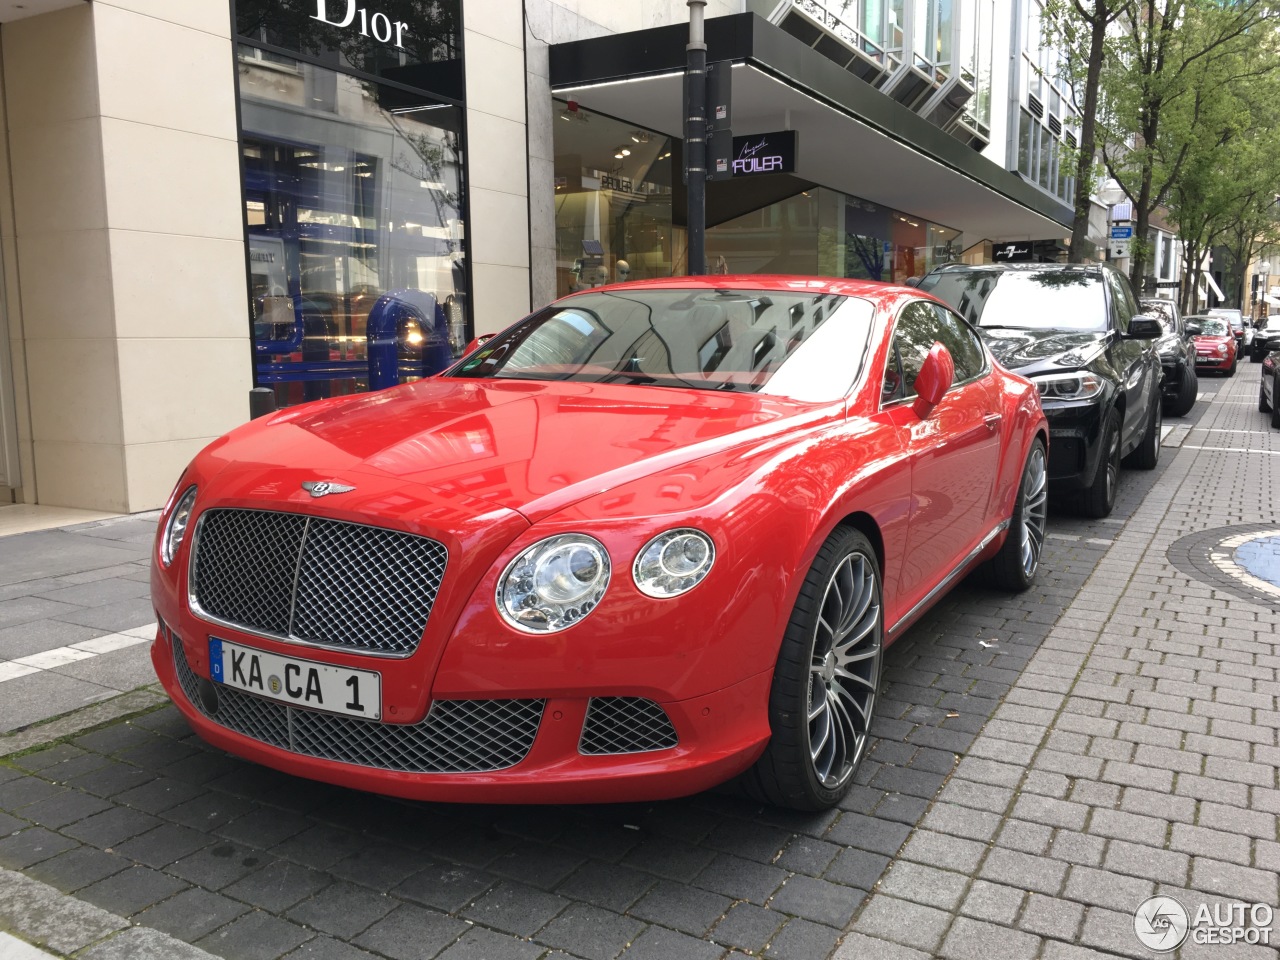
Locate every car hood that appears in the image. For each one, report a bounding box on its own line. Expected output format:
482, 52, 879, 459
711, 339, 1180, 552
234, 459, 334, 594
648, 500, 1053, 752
207, 378, 830, 522
978, 328, 1107, 373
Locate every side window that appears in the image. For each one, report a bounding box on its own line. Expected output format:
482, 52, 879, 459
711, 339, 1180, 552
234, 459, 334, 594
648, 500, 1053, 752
893, 301, 945, 397
930, 303, 986, 383
1106, 271, 1135, 332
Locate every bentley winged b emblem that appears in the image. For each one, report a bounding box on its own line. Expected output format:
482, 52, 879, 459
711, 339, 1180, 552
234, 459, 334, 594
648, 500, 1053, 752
301, 481, 356, 498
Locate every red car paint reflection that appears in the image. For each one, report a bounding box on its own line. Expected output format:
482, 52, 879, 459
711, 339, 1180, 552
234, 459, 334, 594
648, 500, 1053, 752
150, 277, 1048, 811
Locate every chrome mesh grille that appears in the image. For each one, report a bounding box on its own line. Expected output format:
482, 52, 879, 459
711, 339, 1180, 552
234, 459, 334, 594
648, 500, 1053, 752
191, 509, 447, 655
173, 638, 543, 773
579, 697, 679, 755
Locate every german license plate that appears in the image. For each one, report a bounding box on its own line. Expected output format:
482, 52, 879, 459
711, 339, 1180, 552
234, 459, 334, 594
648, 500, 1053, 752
209, 638, 381, 720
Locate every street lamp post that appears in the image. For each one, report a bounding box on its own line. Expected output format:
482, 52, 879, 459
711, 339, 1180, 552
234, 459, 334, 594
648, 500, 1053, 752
685, 0, 707, 275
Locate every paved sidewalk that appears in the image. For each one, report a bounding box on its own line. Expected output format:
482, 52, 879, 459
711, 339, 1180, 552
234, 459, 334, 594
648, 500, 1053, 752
842, 368, 1280, 959
0, 373, 1273, 960
0, 514, 160, 734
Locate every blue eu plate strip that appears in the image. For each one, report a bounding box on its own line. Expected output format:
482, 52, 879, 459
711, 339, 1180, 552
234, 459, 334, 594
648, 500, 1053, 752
208, 638, 224, 683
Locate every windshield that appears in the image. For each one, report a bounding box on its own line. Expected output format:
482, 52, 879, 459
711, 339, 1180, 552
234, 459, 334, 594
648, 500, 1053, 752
1196, 319, 1229, 336
447, 289, 875, 402
1140, 300, 1178, 334
1209, 309, 1243, 329
918, 269, 1106, 332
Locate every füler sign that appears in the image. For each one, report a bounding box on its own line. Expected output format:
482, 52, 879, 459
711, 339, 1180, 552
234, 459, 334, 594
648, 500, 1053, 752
728, 131, 797, 177
312, 0, 409, 48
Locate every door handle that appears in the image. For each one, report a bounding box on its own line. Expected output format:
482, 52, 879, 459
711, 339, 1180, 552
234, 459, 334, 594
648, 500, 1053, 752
983, 414, 1001, 433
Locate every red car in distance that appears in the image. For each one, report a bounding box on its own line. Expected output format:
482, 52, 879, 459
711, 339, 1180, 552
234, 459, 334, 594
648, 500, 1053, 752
1186, 315, 1238, 375
150, 277, 1048, 811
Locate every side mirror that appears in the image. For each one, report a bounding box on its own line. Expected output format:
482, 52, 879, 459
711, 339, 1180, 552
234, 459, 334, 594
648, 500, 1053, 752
462, 334, 494, 356
1126, 315, 1163, 340
912, 343, 955, 419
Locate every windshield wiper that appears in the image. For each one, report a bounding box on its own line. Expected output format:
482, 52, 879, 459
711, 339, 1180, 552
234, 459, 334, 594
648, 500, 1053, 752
980, 324, 1035, 331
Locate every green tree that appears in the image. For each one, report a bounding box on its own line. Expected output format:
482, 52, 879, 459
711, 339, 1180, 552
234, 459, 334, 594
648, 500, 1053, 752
1044, 0, 1134, 262
1099, 0, 1280, 292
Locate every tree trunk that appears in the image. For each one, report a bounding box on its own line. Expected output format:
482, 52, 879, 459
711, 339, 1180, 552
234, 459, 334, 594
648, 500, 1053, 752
1069, 6, 1110, 262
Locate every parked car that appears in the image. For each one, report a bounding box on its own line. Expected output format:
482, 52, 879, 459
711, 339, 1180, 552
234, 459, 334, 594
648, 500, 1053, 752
1251, 316, 1280, 362
149, 277, 1049, 811
1208, 307, 1251, 351
1140, 297, 1197, 416
1186, 315, 1238, 375
918, 262, 1163, 518
1259, 348, 1280, 429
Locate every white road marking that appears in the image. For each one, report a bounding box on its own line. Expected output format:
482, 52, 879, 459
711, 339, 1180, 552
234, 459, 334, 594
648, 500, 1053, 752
0, 626, 154, 684
1181, 445, 1280, 455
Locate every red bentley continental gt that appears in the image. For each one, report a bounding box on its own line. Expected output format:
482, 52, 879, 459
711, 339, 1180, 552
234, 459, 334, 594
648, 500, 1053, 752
151, 277, 1048, 811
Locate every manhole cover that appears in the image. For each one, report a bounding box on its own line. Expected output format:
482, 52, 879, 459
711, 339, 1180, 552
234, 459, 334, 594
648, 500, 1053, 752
1167, 524, 1280, 607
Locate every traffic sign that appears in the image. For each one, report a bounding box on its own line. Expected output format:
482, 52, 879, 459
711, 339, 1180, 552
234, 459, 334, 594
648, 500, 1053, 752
1110, 226, 1133, 240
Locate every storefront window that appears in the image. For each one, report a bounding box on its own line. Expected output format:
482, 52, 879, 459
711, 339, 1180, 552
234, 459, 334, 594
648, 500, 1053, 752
552, 102, 678, 298
235, 0, 465, 407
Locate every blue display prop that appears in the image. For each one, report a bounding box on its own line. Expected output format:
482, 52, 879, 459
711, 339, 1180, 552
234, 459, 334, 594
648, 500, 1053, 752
254, 360, 367, 383
366, 289, 453, 391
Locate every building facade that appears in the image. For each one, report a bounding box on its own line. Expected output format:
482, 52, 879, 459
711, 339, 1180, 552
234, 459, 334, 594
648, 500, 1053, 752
0, 0, 1077, 513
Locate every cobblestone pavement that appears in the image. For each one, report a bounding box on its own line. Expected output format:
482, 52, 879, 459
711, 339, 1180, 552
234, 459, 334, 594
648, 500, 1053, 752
0, 372, 1273, 960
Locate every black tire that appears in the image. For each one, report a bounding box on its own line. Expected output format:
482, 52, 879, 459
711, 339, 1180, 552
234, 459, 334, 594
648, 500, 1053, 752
746, 527, 882, 811
1229, 354, 1238, 376
1074, 409, 1121, 519
1124, 395, 1161, 470
1260, 382, 1271, 413
983, 439, 1048, 592
1166, 365, 1197, 417
1272, 373, 1280, 429
1252, 348, 1262, 363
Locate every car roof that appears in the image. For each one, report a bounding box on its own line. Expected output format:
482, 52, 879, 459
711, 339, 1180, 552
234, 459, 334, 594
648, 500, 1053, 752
575, 275, 897, 298
925, 262, 1108, 276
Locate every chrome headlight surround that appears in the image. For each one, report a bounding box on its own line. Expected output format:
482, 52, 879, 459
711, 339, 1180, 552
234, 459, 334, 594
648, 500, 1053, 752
161, 486, 198, 568
633, 528, 716, 599
496, 534, 611, 633
1030, 372, 1105, 401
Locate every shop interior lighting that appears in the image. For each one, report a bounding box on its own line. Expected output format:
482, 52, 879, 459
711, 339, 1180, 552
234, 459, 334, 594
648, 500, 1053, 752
614, 146, 632, 159
631, 131, 651, 143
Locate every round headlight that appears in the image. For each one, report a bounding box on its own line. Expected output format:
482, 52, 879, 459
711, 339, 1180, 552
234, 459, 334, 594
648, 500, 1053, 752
496, 534, 610, 633
633, 529, 716, 598
161, 485, 198, 568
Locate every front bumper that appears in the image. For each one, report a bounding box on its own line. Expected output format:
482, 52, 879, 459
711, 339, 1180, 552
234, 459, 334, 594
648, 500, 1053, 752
1194, 352, 1232, 370
1040, 399, 1105, 490
151, 622, 772, 804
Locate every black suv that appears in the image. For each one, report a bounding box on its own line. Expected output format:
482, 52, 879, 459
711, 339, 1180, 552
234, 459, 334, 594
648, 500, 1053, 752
1139, 297, 1197, 416
918, 263, 1163, 518
1251, 316, 1280, 362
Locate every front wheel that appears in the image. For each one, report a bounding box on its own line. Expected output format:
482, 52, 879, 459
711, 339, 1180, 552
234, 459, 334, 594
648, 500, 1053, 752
1074, 409, 1121, 518
1272, 373, 1280, 430
1260, 382, 1271, 413
983, 439, 1048, 591
746, 527, 882, 811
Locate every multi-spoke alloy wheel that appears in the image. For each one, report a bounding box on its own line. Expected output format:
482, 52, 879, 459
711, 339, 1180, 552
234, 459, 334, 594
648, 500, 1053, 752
987, 438, 1049, 591
1020, 444, 1049, 579
806, 551, 881, 789
747, 527, 883, 811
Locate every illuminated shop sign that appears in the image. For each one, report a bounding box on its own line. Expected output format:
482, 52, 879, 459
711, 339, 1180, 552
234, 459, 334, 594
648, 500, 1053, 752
312, 0, 409, 48
728, 131, 797, 177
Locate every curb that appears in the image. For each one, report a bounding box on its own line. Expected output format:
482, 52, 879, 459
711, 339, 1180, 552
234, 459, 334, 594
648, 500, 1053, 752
0, 868, 218, 959
0, 689, 168, 760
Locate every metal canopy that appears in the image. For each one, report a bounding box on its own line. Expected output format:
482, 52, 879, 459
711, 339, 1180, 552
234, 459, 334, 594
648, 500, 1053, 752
551, 14, 1073, 244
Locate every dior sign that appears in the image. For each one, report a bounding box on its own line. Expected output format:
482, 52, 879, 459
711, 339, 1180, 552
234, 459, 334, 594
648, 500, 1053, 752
312, 0, 408, 48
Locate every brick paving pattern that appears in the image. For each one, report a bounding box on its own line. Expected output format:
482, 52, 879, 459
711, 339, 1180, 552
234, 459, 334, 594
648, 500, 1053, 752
1, 373, 1273, 959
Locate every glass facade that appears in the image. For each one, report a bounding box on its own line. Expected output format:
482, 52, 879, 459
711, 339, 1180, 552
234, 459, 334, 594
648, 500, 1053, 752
1015, 0, 1076, 207
234, 0, 466, 407
553, 103, 961, 290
